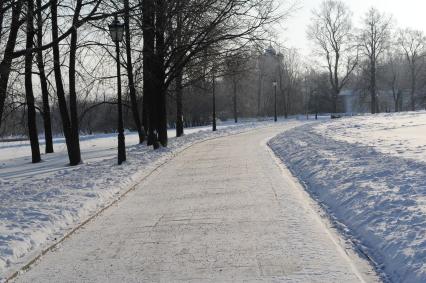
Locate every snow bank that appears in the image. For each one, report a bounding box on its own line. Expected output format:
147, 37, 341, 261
268, 112, 426, 282
0, 121, 271, 281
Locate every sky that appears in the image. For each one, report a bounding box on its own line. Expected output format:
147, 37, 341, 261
280, 0, 426, 56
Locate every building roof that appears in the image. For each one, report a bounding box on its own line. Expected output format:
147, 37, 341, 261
264, 45, 277, 56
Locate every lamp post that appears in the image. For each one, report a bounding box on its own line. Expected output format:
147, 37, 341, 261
272, 80, 277, 122
109, 16, 126, 165
212, 69, 217, 131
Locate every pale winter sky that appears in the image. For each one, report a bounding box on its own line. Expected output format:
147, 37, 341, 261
279, 0, 426, 56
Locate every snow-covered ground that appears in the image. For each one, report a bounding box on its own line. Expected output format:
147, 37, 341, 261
0, 120, 272, 281
315, 111, 426, 161
0, 123, 234, 163
10, 123, 380, 283
269, 111, 426, 282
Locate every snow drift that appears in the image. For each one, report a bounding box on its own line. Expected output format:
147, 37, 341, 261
269, 112, 426, 282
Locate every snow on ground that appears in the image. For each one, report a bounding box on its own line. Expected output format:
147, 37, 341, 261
0, 123, 235, 162
315, 111, 426, 162
268, 111, 426, 283
11, 123, 379, 283
0, 120, 272, 281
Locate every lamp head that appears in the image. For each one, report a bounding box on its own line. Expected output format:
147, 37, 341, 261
109, 17, 125, 42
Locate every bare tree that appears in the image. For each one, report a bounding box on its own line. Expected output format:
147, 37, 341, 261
398, 28, 426, 111
224, 51, 250, 123
1, 0, 287, 160
0, 0, 4, 43
307, 0, 358, 113
141, 0, 159, 148
382, 50, 404, 112
0, 0, 24, 129
281, 48, 302, 116
50, 0, 82, 165
124, 0, 144, 144
137, 0, 282, 148
35, 0, 54, 153
359, 7, 392, 114
25, 0, 41, 163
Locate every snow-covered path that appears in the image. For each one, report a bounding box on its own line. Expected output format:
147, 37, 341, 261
13, 125, 379, 282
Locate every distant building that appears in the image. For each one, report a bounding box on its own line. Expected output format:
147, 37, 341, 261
264, 45, 277, 56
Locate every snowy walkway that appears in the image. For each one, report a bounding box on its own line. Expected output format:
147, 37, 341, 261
13, 125, 379, 282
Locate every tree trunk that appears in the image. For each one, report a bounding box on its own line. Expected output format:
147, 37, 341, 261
370, 59, 377, 114
332, 89, 339, 114
279, 71, 287, 119
142, 90, 148, 137
233, 79, 237, 123
286, 88, 291, 116
315, 94, 318, 120
332, 52, 340, 114
68, 0, 82, 164
0, 0, 4, 43
410, 66, 416, 111
394, 98, 399, 113
257, 72, 262, 117
175, 4, 184, 138
176, 69, 184, 137
212, 71, 216, 131
157, 85, 167, 146
124, 0, 144, 143
142, 0, 158, 149
36, 0, 53, 153
155, 0, 167, 147
0, 0, 24, 129
25, 0, 41, 163
51, 0, 80, 165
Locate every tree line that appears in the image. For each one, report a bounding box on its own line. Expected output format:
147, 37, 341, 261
0, 0, 284, 165
307, 0, 426, 114
5, 0, 423, 167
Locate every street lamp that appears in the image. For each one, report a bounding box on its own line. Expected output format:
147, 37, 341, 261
109, 16, 126, 165
272, 80, 278, 122
212, 70, 217, 131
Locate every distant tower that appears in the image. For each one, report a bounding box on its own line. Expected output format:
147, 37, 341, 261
257, 43, 281, 117
264, 44, 277, 56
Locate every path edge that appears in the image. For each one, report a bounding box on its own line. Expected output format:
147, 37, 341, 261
265, 131, 386, 283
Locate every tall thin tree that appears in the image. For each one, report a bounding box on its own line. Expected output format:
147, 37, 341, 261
142, 0, 159, 148
359, 7, 392, 114
307, 0, 358, 113
398, 28, 426, 111
24, 0, 41, 163
155, 0, 167, 147
0, 0, 24, 129
36, 0, 54, 153
51, 0, 81, 165
124, 0, 144, 143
